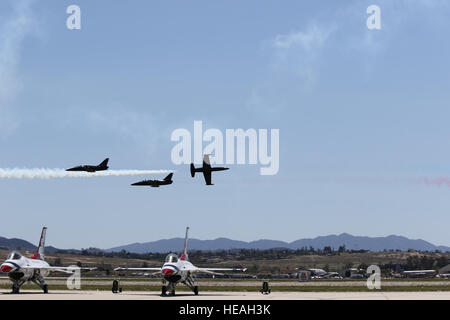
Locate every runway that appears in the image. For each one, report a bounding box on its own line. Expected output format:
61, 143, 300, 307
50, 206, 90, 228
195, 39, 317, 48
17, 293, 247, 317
1, 290, 450, 300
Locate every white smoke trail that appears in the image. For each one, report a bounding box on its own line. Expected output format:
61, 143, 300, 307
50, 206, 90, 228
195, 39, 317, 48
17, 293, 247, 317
0, 168, 172, 179
421, 177, 450, 187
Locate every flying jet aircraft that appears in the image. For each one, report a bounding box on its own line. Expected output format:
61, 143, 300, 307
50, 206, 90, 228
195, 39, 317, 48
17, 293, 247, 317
66, 158, 109, 172
0, 227, 96, 294
114, 227, 246, 296
190, 155, 229, 185
131, 173, 173, 188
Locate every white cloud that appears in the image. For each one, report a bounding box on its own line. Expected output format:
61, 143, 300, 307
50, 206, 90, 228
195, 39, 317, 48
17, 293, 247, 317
273, 25, 331, 52
244, 25, 334, 117
0, 0, 36, 137
271, 24, 335, 86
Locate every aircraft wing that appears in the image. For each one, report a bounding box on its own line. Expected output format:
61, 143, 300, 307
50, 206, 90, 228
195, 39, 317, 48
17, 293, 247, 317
188, 267, 247, 276
20, 266, 97, 274
114, 267, 162, 271
202, 170, 212, 185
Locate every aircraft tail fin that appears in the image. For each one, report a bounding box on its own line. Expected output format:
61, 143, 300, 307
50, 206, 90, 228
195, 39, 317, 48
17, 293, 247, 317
32, 227, 47, 260
164, 173, 173, 181
180, 227, 189, 261
190, 163, 195, 177
99, 158, 109, 168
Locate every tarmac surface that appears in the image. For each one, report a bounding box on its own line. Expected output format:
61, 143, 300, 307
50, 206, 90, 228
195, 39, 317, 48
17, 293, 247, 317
1, 290, 450, 300
1, 277, 449, 287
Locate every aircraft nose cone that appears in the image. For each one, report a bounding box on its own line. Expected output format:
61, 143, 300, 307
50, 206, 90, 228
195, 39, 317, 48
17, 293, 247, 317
1, 264, 13, 272
162, 268, 174, 276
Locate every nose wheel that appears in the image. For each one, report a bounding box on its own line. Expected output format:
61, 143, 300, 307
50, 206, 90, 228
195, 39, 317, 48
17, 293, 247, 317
161, 285, 176, 296
194, 286, 199, 295
12, 284, 20, 294
11, 280, 24, 294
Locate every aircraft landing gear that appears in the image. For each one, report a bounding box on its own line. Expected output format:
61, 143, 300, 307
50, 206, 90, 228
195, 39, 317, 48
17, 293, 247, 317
112, 280, 122, 293
11, 279, 25, 294
11, 283, 20, 294
260, 281, 271, 295
161, 282, 176, 296
33, 276, 48, 294
185, 277, 198, 296
167, 282, 176, 296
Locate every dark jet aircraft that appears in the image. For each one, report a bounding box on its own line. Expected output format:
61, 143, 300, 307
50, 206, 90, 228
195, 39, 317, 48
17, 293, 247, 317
131, 173, 173, 188
190, 155, 229, 185
66, 158, 109, 173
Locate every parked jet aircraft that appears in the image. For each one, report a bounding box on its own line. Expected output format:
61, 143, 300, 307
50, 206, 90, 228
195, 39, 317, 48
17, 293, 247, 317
131, 173, 173, 188
66, 158, 109, 172
190, 155, 229, 185
0, 227, 96, 293
114, 227, 246, 296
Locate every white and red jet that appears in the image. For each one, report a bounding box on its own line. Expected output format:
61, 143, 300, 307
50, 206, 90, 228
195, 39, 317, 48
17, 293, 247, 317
0, 227, 95, 294
115, 227, 246, 296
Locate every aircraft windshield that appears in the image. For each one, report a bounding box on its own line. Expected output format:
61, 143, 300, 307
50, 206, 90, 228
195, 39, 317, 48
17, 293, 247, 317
165, 253, 178, 263
7, 252, 22, 260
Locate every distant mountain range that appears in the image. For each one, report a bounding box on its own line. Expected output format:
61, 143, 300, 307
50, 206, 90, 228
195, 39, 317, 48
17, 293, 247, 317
106, 233, 450, 253
0, 236, 37, 252
0, 236, 63, 254
1, 233, 448, 254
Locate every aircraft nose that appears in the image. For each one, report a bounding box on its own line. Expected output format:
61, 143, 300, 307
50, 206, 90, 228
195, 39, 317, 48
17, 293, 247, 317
162, 268, 175, 276
1, 264, 13, 272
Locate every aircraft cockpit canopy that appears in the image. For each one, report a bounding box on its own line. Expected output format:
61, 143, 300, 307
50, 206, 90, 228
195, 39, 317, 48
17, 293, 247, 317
7, 251, 22, 260
165, 253, 178, 263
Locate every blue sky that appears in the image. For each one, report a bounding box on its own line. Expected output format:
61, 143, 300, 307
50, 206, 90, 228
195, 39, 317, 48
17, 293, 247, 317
0, 0, 450, 249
